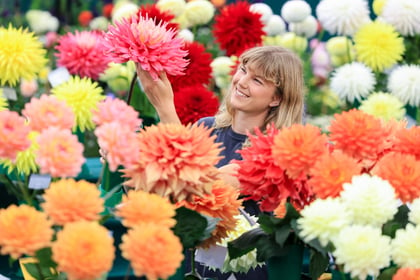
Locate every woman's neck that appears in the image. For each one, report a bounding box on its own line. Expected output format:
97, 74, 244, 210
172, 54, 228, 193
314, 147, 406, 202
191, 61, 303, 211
231, 111, 267, 135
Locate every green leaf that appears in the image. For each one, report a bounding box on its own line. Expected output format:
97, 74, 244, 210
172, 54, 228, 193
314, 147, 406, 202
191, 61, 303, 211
383, 205, 410, 238
35, 247, 57, 268
309, 249, 329, 280
172, 207, 208, 249
274, 224, 291, 247
377, 266, 398, 280
255, 236, 291, 262
227, 227, 266, 260
23, 261, 56, 279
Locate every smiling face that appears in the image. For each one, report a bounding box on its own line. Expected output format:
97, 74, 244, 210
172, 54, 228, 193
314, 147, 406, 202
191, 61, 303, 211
230, 62, 280, 115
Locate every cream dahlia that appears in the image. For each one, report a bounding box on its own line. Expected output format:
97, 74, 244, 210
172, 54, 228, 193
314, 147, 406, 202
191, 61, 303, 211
387, 64, 420, 107
391, 224, 420, 268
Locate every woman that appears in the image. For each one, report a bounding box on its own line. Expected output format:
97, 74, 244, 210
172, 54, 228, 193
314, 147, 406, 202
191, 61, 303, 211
136, 45, 305, 279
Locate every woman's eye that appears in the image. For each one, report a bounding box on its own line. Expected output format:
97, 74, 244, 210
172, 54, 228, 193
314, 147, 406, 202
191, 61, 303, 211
254, 78, 263, 84
240, 66, 246, 73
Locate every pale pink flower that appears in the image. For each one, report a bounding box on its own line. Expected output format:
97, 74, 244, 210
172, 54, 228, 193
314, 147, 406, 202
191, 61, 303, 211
55, 30, 112, 80
22, 95, 75, 132
103, 14, 189, 80
19, 79, 38, 97
0, 110, 31, 161
92, 97, 142, 131
94, 122, 140, 171
36, 127, 85, 178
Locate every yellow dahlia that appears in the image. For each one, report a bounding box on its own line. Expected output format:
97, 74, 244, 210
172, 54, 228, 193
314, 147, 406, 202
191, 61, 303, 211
0, 204, 53, 259
0, 131, 39, 176
0, 24, 47, 86
0, 94, 8, 111
42, 179, 104, 225
177, 179, 242, 249
120, 224, 184, 280
354, 21, 405, 72
51, 76, 105, 132
123, 123, 222, 202
116, 190, 176, 229
359, 91, 406, 121
52, 221, 115, 280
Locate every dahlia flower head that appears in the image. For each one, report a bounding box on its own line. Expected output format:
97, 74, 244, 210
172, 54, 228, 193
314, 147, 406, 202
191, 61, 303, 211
0, 110, 31, 161
391, 223, 420, 268
55, 30, 113, 80
316, 0, 371, 36
0, 25, 47, 87
387, 64, 420, 107
184, 0, 215, 27
359, 91, 406, 121
122, 122, 222, 202
380, 0, 420, 36
281, 0, 312, 24
25, 9, 59, 34
289, 15, 319, 38
250, 3, 273, 25
156, 0, 186, 18
264, 15, 286, 36
103, 14, 189, 81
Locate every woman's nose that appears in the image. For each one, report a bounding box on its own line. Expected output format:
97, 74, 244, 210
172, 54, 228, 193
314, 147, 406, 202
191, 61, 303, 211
237, 74, 249, 88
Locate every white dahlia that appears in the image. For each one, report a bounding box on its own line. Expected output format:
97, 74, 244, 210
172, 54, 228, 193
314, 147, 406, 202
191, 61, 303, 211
341, 174, 399, 227
391, 224, 420, 268
281, 0, 312, 24
330, 62, 376, 103
250, 3, 273, 25
380, 0, 420, 36
333, 225, 392, 280
316, 0, 371, 36
289, 15, 318, 38
388, 64, 420, 107
264, 15, 286, 36
409, 198, 420, 225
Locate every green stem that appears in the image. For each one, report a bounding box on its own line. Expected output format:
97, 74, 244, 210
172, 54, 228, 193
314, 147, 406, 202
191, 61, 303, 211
126, 72, 138, 106
18, 181, 33, 206
35, 262, 46, 280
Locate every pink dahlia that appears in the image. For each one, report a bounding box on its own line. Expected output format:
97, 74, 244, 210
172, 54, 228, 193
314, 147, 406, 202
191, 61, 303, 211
174, 84, 220, 125
168, 41, 213, 92
92, 97, 142, 131
36, 127, 85, 178
0, 110, 31, 161
22, 95, 75, 132
136, 4, 179, 32
55, 30, 112, 80
213, 1, 266, 56
94, 121, 140, 172
103, 14, 189, 80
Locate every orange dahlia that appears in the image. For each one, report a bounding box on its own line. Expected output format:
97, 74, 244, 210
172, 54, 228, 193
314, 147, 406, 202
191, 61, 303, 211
123, 123, 222, 202
372, 152, 420, 203
42, 179, 104, 225
177, 179, 242, 248
22, 95, 75, 132
272, 124, 329, 179
393, 125, 420, 161
309, 150, 362, 199
52, 221, 114, 280
328, 109, 388, 161
35, 127, 85, 178
0, 110, 31, 161
393, 267, 420, 280
0, 205, 53, 259
116, 190, 176, 228
120, 224, 184, 280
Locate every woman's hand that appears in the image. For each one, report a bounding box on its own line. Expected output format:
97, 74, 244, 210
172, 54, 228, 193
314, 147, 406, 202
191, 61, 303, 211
218, 163, 240, 189
136, 64, 181, 124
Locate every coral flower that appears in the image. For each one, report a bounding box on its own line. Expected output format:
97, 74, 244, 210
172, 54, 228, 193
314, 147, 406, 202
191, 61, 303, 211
92, 97, 142, 131
123, 123, 222, 202
36, 127, 85, 178
120, 224, 184, 280
393, 267, 420, 280
51, 76, 105, 132
0, 204, 53, 259
103, 3, 114, 18
116, 190, 176, 228
52, 221, 115, 280
42, 179, 104, 225
309, 150, 361, 199
328, 109, 388, 161
55, 30, 113, 80
393, 126, 420, 160
213, 1, 266, 56
0, 131, 39, 176
103, 14, 189, 80
174, 84, 220, 125
136, 3, 180, 31
272, 124, 329, 179
78, 10, 93, 27
0, 25, 47, 86
94, 122, 140, 171
0, 110, 31, 161
22, 95, 75, 132
372, 152, 420, 203
168, 41, 213, 92
354, 21, 405, 72
177, 179, 242, 248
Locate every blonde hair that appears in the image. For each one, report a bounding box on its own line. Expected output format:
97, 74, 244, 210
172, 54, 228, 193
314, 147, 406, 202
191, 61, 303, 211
214, 45, 305, 132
